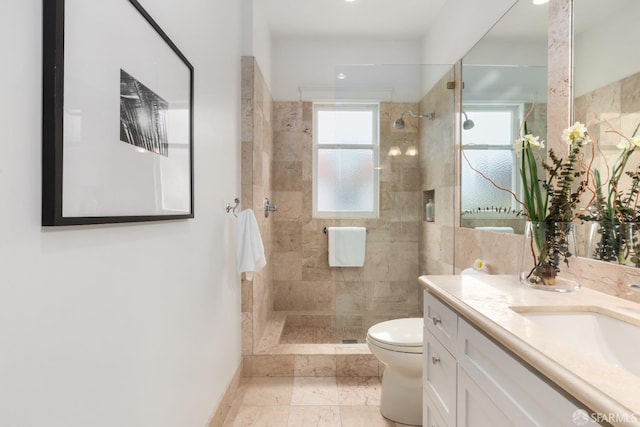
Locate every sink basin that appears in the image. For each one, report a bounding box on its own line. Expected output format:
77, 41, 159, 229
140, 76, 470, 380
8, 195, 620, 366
512, 308, 640, 377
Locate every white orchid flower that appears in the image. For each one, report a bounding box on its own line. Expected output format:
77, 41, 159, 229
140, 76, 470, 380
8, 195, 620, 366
473, 258, 488, 272
562, 121, 591, 145
515, 134, 544, 153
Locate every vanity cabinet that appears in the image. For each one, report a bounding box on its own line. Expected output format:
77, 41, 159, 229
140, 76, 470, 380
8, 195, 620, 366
423, 291, 586, 427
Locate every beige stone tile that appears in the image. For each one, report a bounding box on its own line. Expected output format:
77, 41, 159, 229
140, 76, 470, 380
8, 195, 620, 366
271, 191, 303, 221
272, 252, 303, 281
336, 354, 379, 377
273, 220, 302, 252
337, 377, 381, 405
222, 405, 290, 427
267, 343, 337, 355
302, 250, 335, 281
287, 406, 341, 427
339, 405, 395, 427
249, 355, 294, 377
294, 355, 337, 376
273, 102, 303, 132
272, 161, 303, 191
273, 131, 303, 162
335, 344, 371, 355
241, 313, 253, 356
273, 280, 335, 311
240, 377, 294, 406
291, 377, 339, 405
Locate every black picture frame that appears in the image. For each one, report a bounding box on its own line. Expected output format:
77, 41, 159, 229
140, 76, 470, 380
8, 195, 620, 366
42, 0, 194, 226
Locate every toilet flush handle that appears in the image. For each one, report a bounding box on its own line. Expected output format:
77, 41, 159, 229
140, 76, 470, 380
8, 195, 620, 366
432, 316, 442, 326
431, 356, 440, 364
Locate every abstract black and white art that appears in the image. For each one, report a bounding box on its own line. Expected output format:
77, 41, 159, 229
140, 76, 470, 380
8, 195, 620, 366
42, 0, 194, 226
120, 69, 169, 157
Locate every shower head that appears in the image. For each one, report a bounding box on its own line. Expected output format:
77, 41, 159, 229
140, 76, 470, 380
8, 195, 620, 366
392, 110, 435, 129
462, 111, 475, 130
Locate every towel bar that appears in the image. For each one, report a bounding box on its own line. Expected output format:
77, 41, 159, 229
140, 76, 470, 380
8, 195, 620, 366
323, 227, 368, 234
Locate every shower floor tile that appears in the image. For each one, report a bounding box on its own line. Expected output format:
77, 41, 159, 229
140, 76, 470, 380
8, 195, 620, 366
278, 325, 368, 344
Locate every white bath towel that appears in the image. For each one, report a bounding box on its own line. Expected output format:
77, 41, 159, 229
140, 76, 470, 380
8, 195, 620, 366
236, 209, 266, 281
327, 226, 367, 267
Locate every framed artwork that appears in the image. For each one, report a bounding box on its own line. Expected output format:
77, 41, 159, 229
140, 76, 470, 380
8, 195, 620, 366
42, 0, 194, 226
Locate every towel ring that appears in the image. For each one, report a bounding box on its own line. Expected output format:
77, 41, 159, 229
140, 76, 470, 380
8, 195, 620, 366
226, 198, 240, 217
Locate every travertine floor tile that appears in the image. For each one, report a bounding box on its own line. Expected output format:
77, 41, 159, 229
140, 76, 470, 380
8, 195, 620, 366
337, 376, 381, 405
222, 376, 416, 427
339, 405, 396, 426
291, 377, 340, 405
222, 405, 290, 427
287, 405, 341, 427
240, 377, 293, 406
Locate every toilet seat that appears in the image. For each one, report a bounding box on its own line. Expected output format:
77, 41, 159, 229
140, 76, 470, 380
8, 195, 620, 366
367, 318, 423, 354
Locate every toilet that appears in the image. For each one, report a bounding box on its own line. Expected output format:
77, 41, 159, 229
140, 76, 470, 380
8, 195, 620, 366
366, 318, 423, 426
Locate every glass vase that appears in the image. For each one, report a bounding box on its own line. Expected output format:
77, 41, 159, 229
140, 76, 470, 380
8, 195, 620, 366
520, 221, 580, 292
591, 221, 640, 267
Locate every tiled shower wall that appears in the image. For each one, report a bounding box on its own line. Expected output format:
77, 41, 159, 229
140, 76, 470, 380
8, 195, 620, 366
240, 57, 275, 355
419, 68, 456, 275
270, 101, 423, 324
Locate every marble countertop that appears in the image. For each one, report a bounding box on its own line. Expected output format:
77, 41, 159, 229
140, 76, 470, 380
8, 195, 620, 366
419, 274, 640, 426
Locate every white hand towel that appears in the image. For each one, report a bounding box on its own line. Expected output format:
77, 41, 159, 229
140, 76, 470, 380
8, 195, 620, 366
236, 209, 266, 281
327, 226, 366, 267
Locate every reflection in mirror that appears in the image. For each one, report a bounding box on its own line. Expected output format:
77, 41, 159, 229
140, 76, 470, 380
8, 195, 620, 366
573, 0, 640, 264
460, 0, 548, 234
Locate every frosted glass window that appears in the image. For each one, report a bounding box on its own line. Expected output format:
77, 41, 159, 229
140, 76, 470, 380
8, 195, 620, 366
317, 149, 374, 212
317, 111, 373, 145
313, 103, 379, 218
461, 105, 521, 211
461, 150, 514, 210
462, 111, 513, 145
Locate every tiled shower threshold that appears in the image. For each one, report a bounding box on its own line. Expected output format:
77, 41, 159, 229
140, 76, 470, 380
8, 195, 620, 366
244, 312, 384, 377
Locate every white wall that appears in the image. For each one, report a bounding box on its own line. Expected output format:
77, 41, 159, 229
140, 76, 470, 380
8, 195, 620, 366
574, 1, 640, 96
0, 1, 242, 426
242, 0, 272, 88
421, 0, 517, 65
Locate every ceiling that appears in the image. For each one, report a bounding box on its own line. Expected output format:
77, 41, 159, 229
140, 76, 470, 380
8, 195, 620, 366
260, 0, 448, 39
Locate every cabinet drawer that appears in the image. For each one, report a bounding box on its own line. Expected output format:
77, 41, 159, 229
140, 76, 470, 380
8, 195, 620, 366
424, 328, 457, 427
424, 392, 450, 427
424, 291, 458, 347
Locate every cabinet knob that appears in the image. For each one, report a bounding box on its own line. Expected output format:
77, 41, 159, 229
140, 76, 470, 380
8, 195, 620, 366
432, 356, 440, 364
432, 317, 442, 326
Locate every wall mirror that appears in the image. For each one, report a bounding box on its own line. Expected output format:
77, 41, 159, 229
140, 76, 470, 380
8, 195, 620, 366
573, 0, 640, 264
459, 0, 548, 235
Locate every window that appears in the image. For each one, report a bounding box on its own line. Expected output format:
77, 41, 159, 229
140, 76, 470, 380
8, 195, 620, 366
313, 103, 379, 218
461, 104, 522, 212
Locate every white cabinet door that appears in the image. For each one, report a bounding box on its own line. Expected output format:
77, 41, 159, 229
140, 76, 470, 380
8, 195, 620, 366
424, 392, 450, 427
457, 368, 513, 427
424, 328, 457, 427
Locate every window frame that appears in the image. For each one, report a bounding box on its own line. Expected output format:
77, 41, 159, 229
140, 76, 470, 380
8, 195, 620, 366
312, 102, 380, 219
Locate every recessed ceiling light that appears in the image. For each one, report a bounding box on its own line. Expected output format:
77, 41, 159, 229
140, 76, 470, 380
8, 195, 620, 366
344, 0, 357, 2
532, 0, 549, 4
336, 73, 347, 80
